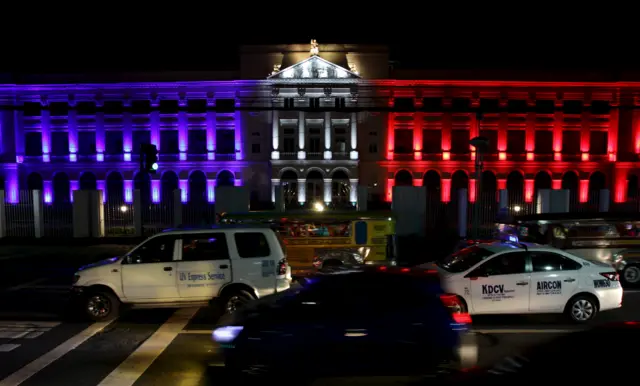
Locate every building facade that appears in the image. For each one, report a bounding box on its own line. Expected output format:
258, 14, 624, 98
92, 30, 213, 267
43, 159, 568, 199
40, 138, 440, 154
2, 43, 640, 209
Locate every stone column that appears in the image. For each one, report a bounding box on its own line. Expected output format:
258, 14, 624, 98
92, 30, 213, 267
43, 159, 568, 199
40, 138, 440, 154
68, 96, 78, 162
297, 111, 306, 159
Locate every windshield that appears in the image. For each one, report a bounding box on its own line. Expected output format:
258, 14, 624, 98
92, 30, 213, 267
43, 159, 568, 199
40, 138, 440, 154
437, 246, 494, 273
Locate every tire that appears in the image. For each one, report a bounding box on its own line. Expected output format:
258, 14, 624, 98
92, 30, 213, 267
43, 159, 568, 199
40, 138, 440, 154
622, 265, 640, 286
222, 290, 255, 315
83, 291, 120, 322
565, 295, 598, 323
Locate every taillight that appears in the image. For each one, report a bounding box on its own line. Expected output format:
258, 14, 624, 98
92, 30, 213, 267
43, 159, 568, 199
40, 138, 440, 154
440, 294, 472, 324
277, 258, 288, 275
600, 272, 620, 281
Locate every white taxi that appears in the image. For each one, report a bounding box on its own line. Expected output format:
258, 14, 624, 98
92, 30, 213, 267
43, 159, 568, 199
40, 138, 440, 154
423, 240, 623, 323
71, 225, 291, 321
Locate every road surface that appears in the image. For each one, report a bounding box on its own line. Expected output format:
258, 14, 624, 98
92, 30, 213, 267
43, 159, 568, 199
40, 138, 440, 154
0, 248, 638, 385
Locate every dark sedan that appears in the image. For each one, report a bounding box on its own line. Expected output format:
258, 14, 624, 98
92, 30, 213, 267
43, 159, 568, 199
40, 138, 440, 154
212, 266, 476, 384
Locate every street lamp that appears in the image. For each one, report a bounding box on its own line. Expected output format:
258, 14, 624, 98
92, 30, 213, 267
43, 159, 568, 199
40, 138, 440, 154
470, 134, 490, 240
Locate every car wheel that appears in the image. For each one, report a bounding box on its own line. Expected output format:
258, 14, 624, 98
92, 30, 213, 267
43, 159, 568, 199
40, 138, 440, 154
565, 295, 598, 323
223, 290, 254, 314
623, 265, 640, 286
84, 291, 120, 322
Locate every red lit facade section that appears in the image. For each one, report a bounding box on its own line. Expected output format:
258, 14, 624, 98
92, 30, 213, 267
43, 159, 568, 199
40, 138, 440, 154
375, 85, 640, 206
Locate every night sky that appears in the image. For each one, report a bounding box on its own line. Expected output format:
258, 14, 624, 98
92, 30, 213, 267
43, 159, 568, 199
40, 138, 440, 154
1, 9, 636, 74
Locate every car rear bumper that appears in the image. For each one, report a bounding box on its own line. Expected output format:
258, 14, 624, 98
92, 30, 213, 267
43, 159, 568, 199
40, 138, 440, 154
597, 286, 624, 311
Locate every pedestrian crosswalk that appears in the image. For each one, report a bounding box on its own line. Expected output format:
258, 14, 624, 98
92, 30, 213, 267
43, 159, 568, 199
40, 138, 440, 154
0, 322, 61, 352
0, 307, 599, 386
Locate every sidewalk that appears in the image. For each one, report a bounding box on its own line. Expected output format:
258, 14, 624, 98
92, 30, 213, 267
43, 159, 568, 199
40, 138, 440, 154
0, 244, 133, 263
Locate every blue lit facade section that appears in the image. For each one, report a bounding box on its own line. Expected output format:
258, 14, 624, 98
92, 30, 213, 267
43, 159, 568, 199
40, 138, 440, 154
0, 81, 265, 205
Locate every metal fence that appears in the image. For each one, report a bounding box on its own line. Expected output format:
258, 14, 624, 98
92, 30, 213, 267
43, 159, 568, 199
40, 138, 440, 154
0, 187, 630, 239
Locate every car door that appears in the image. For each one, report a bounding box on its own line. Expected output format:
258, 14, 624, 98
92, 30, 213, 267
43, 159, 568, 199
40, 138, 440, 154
529, 251, 582, 312
176, 232, 232, 300
121, 234, 179, 301
229, 230, 279, 297
466, 251, 531, 314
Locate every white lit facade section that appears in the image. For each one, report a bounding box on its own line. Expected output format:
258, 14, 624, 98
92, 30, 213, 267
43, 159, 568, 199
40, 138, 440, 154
324, 111, 332, 160
350, 179, 358, 203
297, 111, 306, 159
323, 178, 332, 204
350, 112, 358, 160
297, 178, 306, 203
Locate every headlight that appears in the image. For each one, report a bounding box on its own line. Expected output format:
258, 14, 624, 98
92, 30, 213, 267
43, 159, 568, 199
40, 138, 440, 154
613, 254, 623, 263
212, 326, 244, 343
72, 274, 80, 285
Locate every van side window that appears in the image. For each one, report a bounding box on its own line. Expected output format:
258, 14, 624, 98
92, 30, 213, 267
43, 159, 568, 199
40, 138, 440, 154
182, 233, 229, 261
128, 235, 176, 264
235, 232, 271, 258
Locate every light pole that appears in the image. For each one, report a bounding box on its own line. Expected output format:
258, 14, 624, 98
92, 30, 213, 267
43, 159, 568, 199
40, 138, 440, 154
470, 133, 489, 240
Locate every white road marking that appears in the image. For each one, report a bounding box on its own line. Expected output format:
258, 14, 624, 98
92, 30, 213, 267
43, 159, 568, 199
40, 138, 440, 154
179, 329, 213, 335
0, 321, 60, 328
0, 319, 115, 386
473, 328, 575, 334
0, 331, 31, 339
0, 344, 21, 352
97, 307, 199, 386
5, 278, 48, 292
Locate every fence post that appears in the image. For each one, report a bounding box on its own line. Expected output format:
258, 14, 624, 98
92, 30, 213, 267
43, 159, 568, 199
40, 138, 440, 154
72, 190, 91, 237
0, 190, 6, 238
274, 185, 284, 212
537, 189, 551, 214
133, 189, 142, 237
33, 190, 45, 238
91, 190, 106, 237
357, 186, 368, 211
599, 189, 610, 212
173, 189, 182, 227
457, 188, 468, 239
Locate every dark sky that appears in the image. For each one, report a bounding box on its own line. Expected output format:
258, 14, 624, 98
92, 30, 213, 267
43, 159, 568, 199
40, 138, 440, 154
2, 9, 636, 73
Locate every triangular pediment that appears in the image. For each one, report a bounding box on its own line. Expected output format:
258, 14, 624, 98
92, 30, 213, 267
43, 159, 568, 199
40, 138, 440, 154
268, 56, 361, 80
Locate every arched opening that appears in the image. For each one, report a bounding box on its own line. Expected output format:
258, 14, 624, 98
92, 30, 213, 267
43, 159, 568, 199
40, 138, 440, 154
134, 172, 151, 205
216, 170, 235, 187
79, 172, 97, 190
394, 170, 413, 187
53, 172, 70, 203
534, 171, 552, 201
628, 174, 639, 200
189, 170, 207, 203
480, 171, 497, 193
27, 173, 43, 191
589, 171, 606, 192
562, 171, 579, 204
423, 170, 441, 197
306, 170, 323, 203
281, 170, 298, 206
507, 171, 524, 195
451, 170, 469, 192
331, 170, 350, 205
161, 171, 179, 200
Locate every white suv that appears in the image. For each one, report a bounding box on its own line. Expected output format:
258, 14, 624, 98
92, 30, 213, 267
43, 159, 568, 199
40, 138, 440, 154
71, 225, 291, 321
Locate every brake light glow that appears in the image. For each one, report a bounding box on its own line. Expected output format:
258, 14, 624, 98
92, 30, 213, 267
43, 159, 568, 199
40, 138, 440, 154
277, 258, 288, 275
378, 266, 388, 271
600, 272, 620, 281
452, 313, 473, 324
440, 294, 472, 325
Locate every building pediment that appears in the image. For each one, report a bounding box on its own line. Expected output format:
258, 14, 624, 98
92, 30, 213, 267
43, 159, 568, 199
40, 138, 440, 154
268, 56, 361, 81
